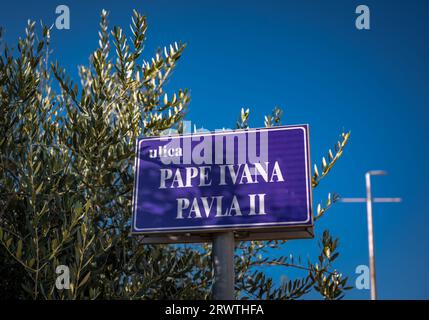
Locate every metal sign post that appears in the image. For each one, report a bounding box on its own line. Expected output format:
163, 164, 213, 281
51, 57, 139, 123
212, 232, 235, 299
131, 125, 314, 299
340, 170, 401, 300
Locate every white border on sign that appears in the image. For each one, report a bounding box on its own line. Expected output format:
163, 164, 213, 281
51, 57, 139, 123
131, 125, 312, 233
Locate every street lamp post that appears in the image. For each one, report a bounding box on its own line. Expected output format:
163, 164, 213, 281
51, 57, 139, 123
339, 170, 401, 300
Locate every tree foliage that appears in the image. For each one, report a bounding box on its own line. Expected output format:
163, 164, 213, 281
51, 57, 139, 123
0, 11, 351, 300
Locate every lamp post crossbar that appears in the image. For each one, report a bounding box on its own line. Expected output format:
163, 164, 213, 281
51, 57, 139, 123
340, 198, 402, 203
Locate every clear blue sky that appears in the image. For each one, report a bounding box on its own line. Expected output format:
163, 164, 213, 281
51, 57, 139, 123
1, 0, 428, 299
